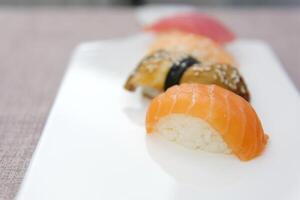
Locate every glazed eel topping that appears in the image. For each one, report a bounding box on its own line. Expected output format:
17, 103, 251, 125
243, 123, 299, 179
124, 50, 250, 101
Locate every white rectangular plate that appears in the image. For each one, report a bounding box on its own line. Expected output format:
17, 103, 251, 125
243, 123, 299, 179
17, 34, 300, 200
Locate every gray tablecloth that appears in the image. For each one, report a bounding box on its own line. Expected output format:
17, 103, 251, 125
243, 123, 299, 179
0, 7, 299, 200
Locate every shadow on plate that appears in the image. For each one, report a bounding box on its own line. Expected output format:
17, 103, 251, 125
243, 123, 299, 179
122, 92, 151, 126
145, 134, 243, 190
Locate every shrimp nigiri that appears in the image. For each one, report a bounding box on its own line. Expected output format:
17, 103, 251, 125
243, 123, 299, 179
146, 84, 268, 161
148, 32, 235, 66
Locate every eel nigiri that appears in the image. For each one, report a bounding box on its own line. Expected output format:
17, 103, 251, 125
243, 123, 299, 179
124, 50, 250, 101
146, 84, 268, 161
145, 12, 235, 44
148, 32, 235, 66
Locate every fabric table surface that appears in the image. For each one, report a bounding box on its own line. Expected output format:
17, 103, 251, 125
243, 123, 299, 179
0, 7, 299, 200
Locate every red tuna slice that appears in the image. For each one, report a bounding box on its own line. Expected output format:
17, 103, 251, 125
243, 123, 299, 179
145, 12, 235, 44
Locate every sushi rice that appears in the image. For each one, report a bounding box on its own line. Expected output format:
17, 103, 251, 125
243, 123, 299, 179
154, 114, 231, 154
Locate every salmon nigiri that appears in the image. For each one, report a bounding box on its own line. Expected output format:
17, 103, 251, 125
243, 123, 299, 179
145, 12, 235, 44
146, 84, 268, 161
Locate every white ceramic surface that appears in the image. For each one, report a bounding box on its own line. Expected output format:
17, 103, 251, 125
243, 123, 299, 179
17, 34, 300, 200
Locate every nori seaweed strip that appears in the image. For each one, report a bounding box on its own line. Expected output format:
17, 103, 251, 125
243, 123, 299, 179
164, 56, 199, 90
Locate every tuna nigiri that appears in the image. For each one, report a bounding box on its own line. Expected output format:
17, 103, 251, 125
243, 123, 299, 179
145, 12, 235, 44
146, 84, 268, 161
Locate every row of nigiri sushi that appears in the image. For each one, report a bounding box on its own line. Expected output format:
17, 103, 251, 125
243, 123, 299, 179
124, 12, 268, 161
